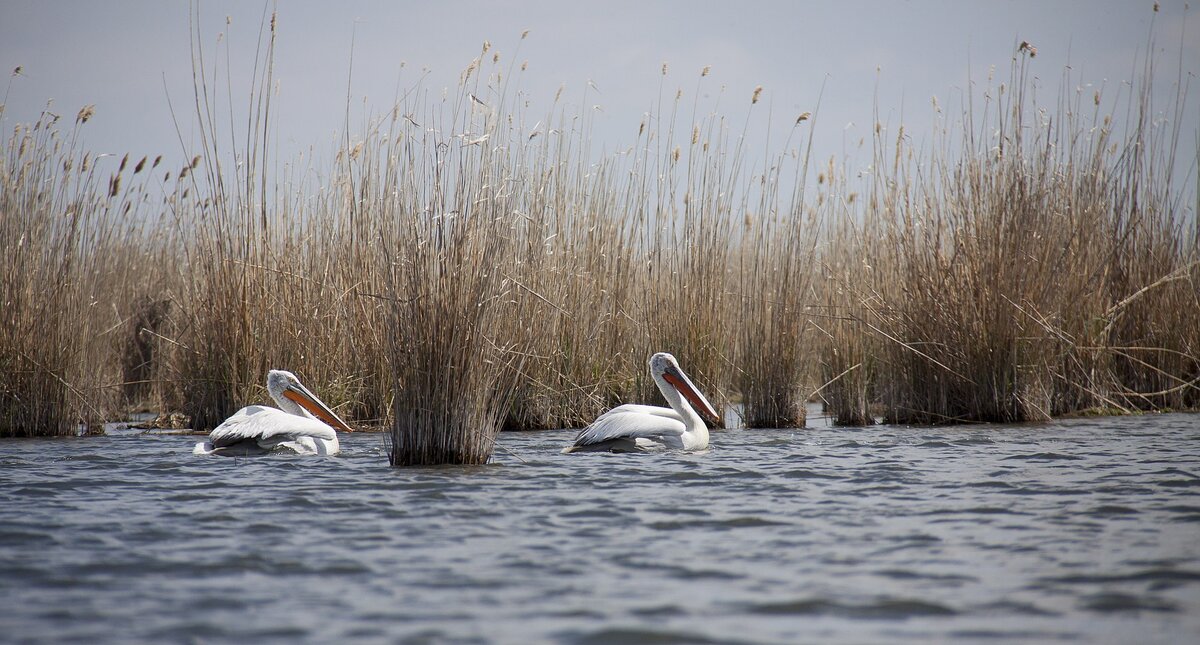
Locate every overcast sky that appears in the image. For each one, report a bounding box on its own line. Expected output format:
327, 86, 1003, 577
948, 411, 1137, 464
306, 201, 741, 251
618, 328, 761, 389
1, 1, 1196, 194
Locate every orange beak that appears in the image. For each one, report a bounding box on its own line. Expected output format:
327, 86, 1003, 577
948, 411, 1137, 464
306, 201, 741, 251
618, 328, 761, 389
284, 387, 354, 433
663, 370, 722, 427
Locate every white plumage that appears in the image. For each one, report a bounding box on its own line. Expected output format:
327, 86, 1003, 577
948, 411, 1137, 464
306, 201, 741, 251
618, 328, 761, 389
193, 370, 353, 456
564, 353, 721, 453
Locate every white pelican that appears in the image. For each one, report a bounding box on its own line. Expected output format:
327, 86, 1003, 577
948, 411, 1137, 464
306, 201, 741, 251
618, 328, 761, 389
193, 370, 353, 456
564, 352, 722, 453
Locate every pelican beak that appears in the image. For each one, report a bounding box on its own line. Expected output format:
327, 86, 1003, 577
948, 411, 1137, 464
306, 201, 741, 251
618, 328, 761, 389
284, 385, 354, 433
663, 368, 723, 428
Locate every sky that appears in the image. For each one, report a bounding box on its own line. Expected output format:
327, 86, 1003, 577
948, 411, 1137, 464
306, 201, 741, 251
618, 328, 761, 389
1, 1, 1197, 197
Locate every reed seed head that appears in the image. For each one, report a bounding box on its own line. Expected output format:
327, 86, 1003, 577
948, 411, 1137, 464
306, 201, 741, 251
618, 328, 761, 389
461, 60, 479, 85
76, 104, 95, 124
5, 29, 1193, 448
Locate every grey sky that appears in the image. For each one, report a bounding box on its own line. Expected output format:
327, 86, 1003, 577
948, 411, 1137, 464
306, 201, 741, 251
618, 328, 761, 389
1, 1, 1196, 194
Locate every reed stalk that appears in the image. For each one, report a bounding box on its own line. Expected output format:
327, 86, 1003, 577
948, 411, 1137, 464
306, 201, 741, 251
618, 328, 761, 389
2, 17, 1194, 445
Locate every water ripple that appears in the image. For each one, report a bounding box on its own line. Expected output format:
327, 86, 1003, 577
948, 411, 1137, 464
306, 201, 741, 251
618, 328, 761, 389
2, 411, 1198, 643
747, 597, 958, 618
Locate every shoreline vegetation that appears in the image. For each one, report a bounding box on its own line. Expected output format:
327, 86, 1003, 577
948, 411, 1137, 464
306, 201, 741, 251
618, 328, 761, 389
2, 18, 1197, 464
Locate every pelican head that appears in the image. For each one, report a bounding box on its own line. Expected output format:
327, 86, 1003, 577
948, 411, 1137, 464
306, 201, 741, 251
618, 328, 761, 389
266, 369, 354, 433
648, 353, 722, 427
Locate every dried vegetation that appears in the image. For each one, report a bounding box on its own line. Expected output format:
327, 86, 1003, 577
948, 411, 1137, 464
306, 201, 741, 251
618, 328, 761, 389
2, 24, 1196, 462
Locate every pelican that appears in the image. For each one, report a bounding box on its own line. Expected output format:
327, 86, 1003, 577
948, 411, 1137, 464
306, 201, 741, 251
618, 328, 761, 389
193, 370, 353, 456
564, 352, 722, 453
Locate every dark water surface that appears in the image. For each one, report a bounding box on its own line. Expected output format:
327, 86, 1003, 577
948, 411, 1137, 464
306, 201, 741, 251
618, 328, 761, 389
2, 410, 1199, 644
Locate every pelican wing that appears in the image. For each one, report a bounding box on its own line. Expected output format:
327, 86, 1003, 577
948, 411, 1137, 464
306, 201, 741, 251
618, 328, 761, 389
567, 410, 686, 452
207, 405, 337, 451
594, 404, 681, 423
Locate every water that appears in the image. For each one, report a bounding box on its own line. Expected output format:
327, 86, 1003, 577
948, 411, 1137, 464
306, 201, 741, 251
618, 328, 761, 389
2, 410, 1199, 644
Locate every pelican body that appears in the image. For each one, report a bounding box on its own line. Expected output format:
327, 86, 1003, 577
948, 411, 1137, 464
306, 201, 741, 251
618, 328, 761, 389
564, 352, 721, 453
193, 370, 353, 456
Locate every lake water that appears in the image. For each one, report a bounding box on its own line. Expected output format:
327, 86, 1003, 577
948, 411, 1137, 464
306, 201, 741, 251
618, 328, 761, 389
2, 409, 1199, 643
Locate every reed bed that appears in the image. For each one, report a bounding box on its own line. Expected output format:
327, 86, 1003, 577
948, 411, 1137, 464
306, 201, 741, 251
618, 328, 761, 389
1, 21, 1195, 457
733, 131, 821, 428
0, 101, 171, 436
817, 50, 1199, 424
163, 11, 391, 433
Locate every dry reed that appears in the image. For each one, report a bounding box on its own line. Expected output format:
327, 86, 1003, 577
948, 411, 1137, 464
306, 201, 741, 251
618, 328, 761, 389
2, 16, 1195, 454
816, 48, 1198, 424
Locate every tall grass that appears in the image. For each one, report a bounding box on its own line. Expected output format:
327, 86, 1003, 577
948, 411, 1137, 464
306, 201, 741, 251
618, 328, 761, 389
1, 20, 1195, 456
817, 48, 1199, 424
734, 129, 820, 428
369, 54, 529, 463
0, 101, 170, 436
168, 9, 388, 433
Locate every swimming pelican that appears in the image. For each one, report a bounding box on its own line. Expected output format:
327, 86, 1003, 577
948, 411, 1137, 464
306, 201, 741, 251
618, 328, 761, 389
193, 370, 353, 456
564, 352, 722, 453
